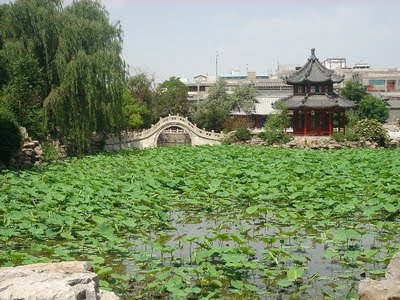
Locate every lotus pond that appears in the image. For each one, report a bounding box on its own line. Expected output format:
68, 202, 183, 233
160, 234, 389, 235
1, 146, 400, 299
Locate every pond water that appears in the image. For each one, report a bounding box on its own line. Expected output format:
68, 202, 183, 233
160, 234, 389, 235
125, 211, 394, 299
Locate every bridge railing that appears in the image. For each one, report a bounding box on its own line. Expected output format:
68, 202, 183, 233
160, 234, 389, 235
105, 115, 225, 145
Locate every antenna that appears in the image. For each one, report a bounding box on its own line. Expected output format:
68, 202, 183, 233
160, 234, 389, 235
215, 51, 219, 79
277, 57, 280, 75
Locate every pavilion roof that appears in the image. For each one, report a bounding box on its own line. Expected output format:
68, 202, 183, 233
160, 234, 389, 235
279, 93, 356, 109
285, 49, 344, 84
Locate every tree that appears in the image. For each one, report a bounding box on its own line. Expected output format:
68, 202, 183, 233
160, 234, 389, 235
340, 81, 367, 103
153, 77, 189, 118
126, 73, 154, 110
194, 80, 258, 132
230, 84, 258, 113
358, 94, 389, 123
1, 54, 45, 138
194, 79, 230, 132
124, 72, 154, 129
0, 0, 126, 153
122, 88, 152, 130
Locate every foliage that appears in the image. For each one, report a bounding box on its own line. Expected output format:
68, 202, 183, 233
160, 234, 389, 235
264, 101, 290, 132
354, 119, 389, 147
358, 95, 389, 123
126, 72, 154, 109
346, 109, 361, 129
1, 147, 399, 298
194, 80, 257, 132
0, 107, 21, 163
260, 101, 291, 144
194, 105, 227, 132
0, 54, 45, 138
340, 81, 367, 103
332, 130, 360, 143
259, 131, 291, 145
332, 132, 346, 143
230, 84, 258, 114
0, 0, 125, 153
122, 88, 152, 130
235, 127, 251, 141
152, 77, 189, 118
345, 130, 361, 142
42, 142, 60, 163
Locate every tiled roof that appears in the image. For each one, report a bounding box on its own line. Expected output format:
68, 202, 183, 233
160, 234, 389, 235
279, 93, 356, 109
285, 49, 344, 84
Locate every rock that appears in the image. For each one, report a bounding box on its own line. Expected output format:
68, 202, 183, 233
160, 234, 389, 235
359, 252, 400, 300
34, 146, 43, 156
23, 142, 36, 149
20, 127, 29, 140
99, 290, 120, 300
0, 261, 120, 300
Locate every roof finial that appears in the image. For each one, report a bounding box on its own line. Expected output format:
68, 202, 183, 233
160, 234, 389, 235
311, 48, 316, 58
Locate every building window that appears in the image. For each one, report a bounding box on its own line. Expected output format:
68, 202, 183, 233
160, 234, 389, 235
310, 86, 316, 93
369, 80, 385, 86
199, 86, 206, 92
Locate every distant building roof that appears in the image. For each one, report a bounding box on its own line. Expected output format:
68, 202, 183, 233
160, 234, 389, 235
220, 74, 248, 78
285, 49, 344, 84
231, 94, 290, 116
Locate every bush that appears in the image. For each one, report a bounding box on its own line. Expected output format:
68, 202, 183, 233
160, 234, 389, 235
358, 95, 389, 123
221, 135, 237, 145
354, 119, 389, 147
235, 127, 251, 141
345, 130, 360, 142
42, 142, 60, 162
332, 132, 346, 143
259, 131, 291, 145
0, 108, 22, 164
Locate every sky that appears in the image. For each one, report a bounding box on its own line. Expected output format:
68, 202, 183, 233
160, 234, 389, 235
1, 0, 400, 82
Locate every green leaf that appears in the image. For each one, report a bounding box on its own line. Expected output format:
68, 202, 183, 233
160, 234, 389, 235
245, 205, 258, 215
287, 267, 304, 282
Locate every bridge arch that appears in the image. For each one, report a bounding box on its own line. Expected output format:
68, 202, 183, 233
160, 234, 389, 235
104, 115, 225, 150
154, 123, 194, 146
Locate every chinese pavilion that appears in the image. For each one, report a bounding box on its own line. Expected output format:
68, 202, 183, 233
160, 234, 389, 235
280, 48, 356, 136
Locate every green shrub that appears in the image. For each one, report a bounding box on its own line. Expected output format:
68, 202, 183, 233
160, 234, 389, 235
345, 130, 360, 142
0, 108, 22, 164
42, 142, 60, 162
332, 132, 346, 143
259, 131, 291, 145
354, 119, 389, 147
358, 95, 389, 123
221, 135, 237, 145
235, 127, 251, 142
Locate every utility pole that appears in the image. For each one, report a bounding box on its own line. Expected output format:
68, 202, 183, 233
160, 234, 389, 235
215, 51, 219, 79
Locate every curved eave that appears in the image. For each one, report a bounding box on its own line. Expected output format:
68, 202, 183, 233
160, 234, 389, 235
277, 93, 356, 110
286, 77, 344, 85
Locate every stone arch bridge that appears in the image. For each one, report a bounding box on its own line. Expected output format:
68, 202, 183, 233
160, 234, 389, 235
104, 115, 224, 150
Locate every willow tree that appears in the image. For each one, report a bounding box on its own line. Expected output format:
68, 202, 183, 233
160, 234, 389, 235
0, 0, 125, 153
44, 0, 125, 153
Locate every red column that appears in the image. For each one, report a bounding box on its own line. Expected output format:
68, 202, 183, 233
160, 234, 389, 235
329, 111, 333, 135
304, 110, 308, 135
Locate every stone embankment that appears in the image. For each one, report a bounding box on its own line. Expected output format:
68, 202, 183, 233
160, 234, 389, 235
238, 137, 380, 149
0, 261, 119, 300
359, 252, 400, 300
9, 127, 43, 168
